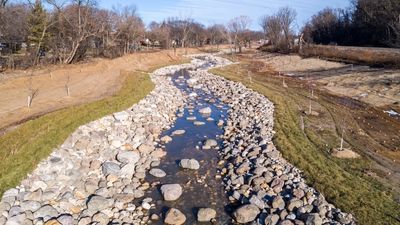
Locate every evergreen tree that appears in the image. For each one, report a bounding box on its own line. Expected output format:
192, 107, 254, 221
28, 0, 48, 55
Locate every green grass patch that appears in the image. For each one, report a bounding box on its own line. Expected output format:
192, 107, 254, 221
0, 59, 187, 197
211, 64, 400, 225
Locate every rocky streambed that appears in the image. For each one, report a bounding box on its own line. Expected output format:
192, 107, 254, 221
0, 54, 355, 225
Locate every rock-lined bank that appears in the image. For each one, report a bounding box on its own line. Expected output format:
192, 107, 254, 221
188, 56, 356, 225
0, 63, 194, 225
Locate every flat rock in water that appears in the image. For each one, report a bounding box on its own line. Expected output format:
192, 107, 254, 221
233, 204, 260, 224
186, 116, 197, 121
164, 208, 186, 225
197, 208, 217, 222
160, 184, 183, 201
194, 121, 205, 126
203, 139, 218, 149
172, 130, 186, 136
199, 107, 212, 114
160, 135, 172, 143
179, 159, 200, 170
149, 168, 167, 178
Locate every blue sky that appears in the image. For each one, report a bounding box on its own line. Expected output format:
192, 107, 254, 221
99, 0, 351, 31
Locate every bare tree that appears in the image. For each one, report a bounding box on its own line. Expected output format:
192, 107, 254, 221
0, 0, 9, 7
113, 5, 145, 54
26, 72, 39, 107
260, 7, 297, 52
228, 15, 252, 53
47, 0, 107, 64
277, 7, 297, 49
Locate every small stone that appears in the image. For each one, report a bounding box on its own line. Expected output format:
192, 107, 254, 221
199, 107, 212, 114
186, 116, 196, 121
142, 202, 151, 210
160, 184, 183, 201
151, 214, 160, 221
197, 208, 217, 222
149, 168, 167, 178
179, 158, 200, 170
44, 219, 61, 225
172, 130, 186, 136
86, 195, 113, 213
101, 162, 120, 176
305, 213, 323, 225
161, 135, 173, 143
264, 214, 279, 225
272, 196, 285, 210
164, 208, 186, 225
194, 121, 206, 126
233, 204, 260, 223
57, 214, 74, 225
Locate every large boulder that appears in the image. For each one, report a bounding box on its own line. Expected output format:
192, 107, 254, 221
160, 184, 183, 201
233, 204, 260, 224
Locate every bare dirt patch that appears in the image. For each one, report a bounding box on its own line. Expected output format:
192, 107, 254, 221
254, 53, 400, 112
0, 49, 199, 131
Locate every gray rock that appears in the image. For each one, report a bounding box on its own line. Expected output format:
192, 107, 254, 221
160, 184, 183, 201
92, 212, 109, 225
57, 214, 74, 225
197, 208, 216, 222
149, 168, 167, 178
116, 151, 140, 164
164, 208, 186, 225
233, 204, 260, 223
86, 195, 113, 213
8, 206, 23, 217
101, 162, 120, 176
179, 159, 200, 170
33, 205, 58, 219
20, 200, 41, 212
5, 213, 27, 225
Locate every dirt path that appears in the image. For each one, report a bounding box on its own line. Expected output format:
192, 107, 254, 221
0, 49, 200, 132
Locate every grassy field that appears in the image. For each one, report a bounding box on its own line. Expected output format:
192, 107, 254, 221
211, 61, 400, 225
0, 60, 188, 197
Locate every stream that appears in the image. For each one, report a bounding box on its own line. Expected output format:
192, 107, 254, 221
145, 68, 233, 224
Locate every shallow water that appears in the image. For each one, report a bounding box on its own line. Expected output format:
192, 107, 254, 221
145, 69, 234, 224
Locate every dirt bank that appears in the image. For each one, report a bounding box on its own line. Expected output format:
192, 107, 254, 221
0, 49, 200, 132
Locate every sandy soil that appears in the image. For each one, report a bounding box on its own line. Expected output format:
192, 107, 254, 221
0, 48, 200, 131
256, 53, 400, 109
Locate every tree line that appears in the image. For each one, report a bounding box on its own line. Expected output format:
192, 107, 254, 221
0, 0, 262, 70
302, 0, 400, 48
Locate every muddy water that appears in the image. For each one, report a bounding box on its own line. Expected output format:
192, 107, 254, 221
145, 69, 233, 224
